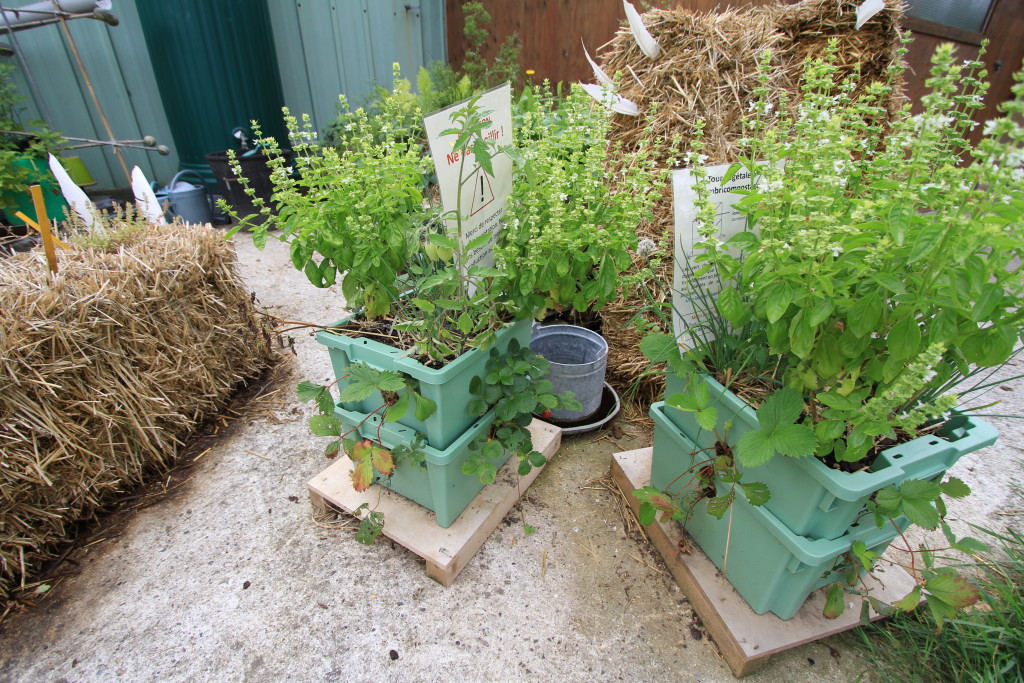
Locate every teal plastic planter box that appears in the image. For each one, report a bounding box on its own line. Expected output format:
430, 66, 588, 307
651, 402, 901, 619
335, 404, 508, 528
661, 374, 998, 540
3, 158, 68, 226
317, 317, 532, 451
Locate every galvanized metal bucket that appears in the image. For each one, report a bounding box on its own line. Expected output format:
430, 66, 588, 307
530, 324, 609, 422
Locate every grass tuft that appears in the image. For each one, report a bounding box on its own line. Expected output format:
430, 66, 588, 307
852, 525, 1024, 682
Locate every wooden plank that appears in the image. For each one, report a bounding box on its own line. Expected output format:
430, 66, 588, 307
62, 20, 137, 186
30, 186, 57, 274
611, 448, 916, 679
308, 419, 561, 587
444, 0, 705, 86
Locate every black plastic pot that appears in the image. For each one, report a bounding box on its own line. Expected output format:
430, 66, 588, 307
205, 151, 285, 223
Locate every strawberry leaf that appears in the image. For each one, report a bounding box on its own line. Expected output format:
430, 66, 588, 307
315, 389, 336, 416
823, 582, 845, 619
893, 585, 922, 611
940, 476, 971, 499
925, 594, 957, 631
309, 414, 341, 437
638, 502, 656, 526
740, 481, 770, 506
348, 364, 380, 384
757, 388, 803, 428
351, 458, 374, 492
370, 445, 395, 477
649, 493, 677, 513
924, 572, 980, 609
851, 539, 880, 571
351, 440, 372, 462
877, 479, 942, 530
339, 381, 377, 403
736, 429, 776, 467
695, 407, 718, 432
770, 423, 818, 457
376, 370, 406, 393
385, 392, 410, 422
296, 380, 325, 402
706, 491, 735, 519
355, 509, 384, 545
414, 393, 437, 421
639, 332, 679, 363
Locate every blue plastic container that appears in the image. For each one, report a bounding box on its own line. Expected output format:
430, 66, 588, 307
661, 374, 998, 539
317, 317, 532, 450
336, 404, 509, 528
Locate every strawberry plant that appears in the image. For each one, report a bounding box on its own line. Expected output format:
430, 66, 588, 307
297, 365, 432, 491
462, 338, 580, 483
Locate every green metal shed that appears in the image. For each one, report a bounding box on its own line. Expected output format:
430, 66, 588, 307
1, 0, 446, 189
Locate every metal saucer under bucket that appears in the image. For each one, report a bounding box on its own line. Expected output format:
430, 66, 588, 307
529, 324, 609, 422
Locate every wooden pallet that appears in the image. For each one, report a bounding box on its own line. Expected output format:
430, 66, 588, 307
308, 419, 561, 587
611, 448, 915, 678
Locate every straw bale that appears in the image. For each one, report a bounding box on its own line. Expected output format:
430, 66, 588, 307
0, 224, 273, 600
597, 0, 906, 404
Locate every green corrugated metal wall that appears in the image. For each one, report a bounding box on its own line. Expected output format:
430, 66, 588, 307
136, 0, 289, 185
268, 0, 447, 134
1, 0, 446, 190
0, 1, 180, 190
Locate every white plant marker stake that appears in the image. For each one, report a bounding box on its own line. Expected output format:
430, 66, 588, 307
131, 166, 168, 225
48, 153, 98, 231
624, 0, 661, 59
580, 83, 640, 116
583, 40, 616, 89
855, 0, 885, 29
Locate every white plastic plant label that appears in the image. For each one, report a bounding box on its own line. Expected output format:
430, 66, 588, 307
423, 83, 513, 279
580, 83, 640, 116
583, 40, 615, 89
624, 0, 661, 59
855, 0, 885, 29
671, 162, 767, 346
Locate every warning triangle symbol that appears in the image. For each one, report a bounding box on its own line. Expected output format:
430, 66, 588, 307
467, 166, 496, 217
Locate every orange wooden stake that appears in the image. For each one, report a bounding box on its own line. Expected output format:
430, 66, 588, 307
13, 211, 70, 249
29, 185, 58, 274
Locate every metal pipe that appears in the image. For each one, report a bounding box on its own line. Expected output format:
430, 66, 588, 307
55, 7, 131, 184
0, 0, 108, 29
64, 141, 169, 154
0, 129, 170, 154
0, 11, 117, 33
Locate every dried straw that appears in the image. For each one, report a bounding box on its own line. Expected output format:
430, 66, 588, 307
0, 224, 273, 600
598, 0, 906, 405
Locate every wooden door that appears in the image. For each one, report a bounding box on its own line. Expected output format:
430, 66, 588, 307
446, 0, 1024, 122
903, 0, 1024, 127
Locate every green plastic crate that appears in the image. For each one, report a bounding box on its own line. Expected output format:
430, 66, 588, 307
335, 404, 508, 528
317, 317, 531, 451
661, 375, 997, 540
650, 402, 901, 619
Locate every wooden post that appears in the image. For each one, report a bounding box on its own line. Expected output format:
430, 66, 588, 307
29, 184, 58, 274
13, 212, 70, 250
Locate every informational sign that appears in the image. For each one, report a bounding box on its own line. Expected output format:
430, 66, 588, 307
672, 162, 766, 345
423, 83, 513, 278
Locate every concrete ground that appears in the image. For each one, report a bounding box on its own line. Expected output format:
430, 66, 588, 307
0, 232, 1021, 682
